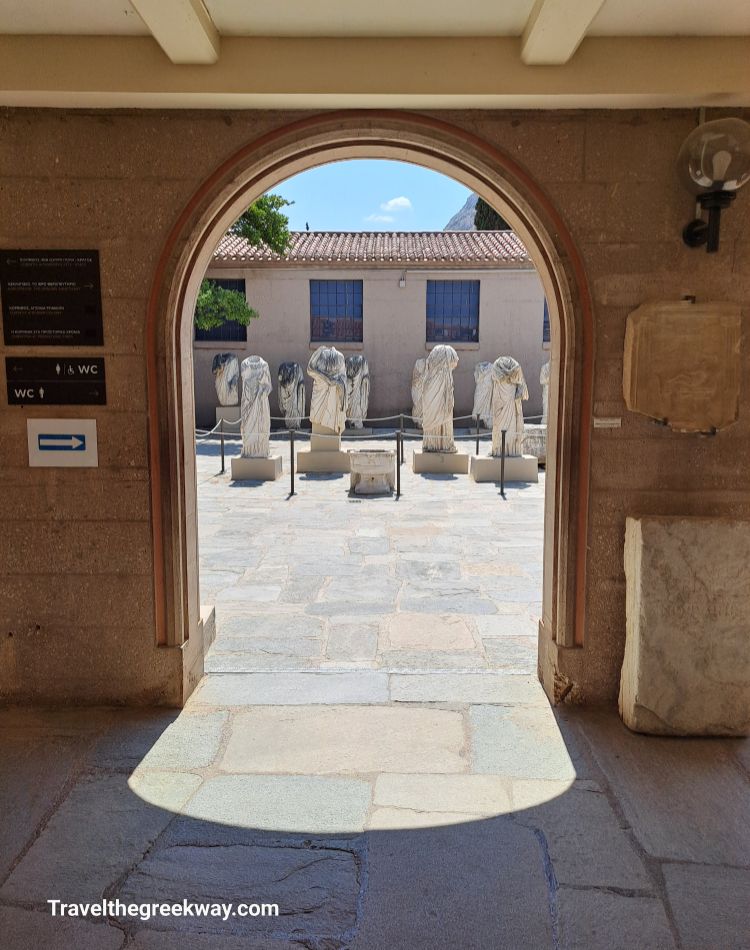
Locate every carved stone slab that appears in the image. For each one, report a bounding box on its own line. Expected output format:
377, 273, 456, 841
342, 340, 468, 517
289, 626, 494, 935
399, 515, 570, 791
620, 517, 750, 736
623, 301, 741, 433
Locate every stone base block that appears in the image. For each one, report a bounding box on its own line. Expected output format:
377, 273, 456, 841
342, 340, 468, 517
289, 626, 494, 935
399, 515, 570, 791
412, 451, 470, 475
470, 455, 539, 483
215, 405, 240, 425
620, 516, 750, 736
231, 455, 283, 481
523, 424, 547, 464
311, 423, 343, 452
296, 450, 351, 473
342, 427, 374, 438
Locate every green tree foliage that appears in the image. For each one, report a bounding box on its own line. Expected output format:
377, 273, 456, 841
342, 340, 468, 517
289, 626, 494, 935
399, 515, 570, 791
229, 193, 293, 253
474, 197, 510, 231
194, 281, 259, 331
195, 193, 293, 329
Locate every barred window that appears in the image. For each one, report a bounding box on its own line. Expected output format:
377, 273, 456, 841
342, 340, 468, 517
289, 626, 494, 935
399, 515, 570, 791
426, 280, 480, 343
194, 279, 248, 342
310, 280, 364, 343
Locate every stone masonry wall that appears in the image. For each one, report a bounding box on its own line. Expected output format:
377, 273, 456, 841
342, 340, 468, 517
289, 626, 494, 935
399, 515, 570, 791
0, 108, 748, 703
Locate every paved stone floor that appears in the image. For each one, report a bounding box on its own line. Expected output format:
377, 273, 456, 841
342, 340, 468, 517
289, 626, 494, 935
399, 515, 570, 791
1, 436, 748, 949
199, 435, 542, 675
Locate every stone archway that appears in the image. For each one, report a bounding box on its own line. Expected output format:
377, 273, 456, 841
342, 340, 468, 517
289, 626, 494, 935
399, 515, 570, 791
145, 112, 594, 703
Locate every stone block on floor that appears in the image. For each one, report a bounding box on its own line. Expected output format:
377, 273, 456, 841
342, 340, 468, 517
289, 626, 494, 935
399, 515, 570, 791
230, 455, 283, 481
412, 450, 470, 475
469, 454, 539, 483
620, 516, 750, 735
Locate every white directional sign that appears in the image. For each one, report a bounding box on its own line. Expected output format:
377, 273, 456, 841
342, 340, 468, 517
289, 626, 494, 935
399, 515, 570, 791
27, 418, 98, 468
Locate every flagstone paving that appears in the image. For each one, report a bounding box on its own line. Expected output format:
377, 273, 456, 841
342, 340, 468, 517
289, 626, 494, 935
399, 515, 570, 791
0, 438, 747, 948
199, 435, 543, 675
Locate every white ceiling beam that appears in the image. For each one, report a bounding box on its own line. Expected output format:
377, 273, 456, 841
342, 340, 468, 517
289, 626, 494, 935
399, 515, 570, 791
521, 0, 606, 65
131, 0, 220, 64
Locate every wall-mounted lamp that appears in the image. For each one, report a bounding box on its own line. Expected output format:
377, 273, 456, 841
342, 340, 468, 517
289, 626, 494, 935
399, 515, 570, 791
679, 117, 750, 253
398, 272, 406, 288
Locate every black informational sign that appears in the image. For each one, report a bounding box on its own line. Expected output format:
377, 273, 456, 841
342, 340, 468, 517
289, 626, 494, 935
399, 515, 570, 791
6, 357, 106, 406
0, 250, 103, 346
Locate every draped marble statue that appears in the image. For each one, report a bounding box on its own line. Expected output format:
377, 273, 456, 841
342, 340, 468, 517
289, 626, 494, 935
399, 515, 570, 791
472, 361, 494, 428
540, 360, 550, 426
411, 358, 427, 428
307, 345, 347, 434
422, 345, 459, 453
345, 355, 370, 429
491, 356, 528, 457
212, 353, 239, 406
240, 355, 272, 458
278, 361, 305, 429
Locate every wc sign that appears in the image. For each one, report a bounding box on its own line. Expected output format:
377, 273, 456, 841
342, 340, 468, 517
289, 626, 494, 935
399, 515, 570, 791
27, 419, 98, 468
6, 357, 106, 405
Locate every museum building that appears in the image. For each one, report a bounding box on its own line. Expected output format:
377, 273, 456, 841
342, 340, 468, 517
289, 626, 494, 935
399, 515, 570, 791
193, 230, 549, 425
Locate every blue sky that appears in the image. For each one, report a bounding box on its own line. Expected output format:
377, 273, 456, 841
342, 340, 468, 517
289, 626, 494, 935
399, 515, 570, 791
272, 159, 472, 232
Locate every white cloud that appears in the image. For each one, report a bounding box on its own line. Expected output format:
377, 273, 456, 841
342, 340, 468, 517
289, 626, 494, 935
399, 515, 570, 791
380, 196, 412, 212
365, 213, 395, 223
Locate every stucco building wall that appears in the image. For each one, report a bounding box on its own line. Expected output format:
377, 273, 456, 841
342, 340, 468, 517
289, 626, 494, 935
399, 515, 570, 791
194, 264, 547, 427
0, 108, 748, 705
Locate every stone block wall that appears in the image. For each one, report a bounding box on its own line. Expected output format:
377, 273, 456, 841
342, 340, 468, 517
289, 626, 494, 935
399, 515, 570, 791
0, 107, 748, 704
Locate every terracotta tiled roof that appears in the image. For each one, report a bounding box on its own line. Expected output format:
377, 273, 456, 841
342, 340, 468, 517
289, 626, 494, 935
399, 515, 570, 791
212, 231, 530, 265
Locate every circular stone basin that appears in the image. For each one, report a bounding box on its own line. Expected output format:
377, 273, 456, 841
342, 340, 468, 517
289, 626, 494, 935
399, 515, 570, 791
349, 449, 396, 495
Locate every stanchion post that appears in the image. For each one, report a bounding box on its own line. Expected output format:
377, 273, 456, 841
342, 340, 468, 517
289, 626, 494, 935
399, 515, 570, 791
475, 415, 480, 455
500, 429, 506, 498
220, 418, 225, 474
289, 429, 295, 496
396, 431, 401, 498
399, 413, 405, 464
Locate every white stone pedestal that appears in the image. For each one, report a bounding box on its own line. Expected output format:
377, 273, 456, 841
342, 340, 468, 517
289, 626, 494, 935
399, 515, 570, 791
231, 455, 283, 481
469, 455, 539, 483
523, 424, 547, 464
349, 449, 396, 495
620, 516, 750, 736
215, 405, 240, 425
412, 451, 470, 475
297, 423, 351, 473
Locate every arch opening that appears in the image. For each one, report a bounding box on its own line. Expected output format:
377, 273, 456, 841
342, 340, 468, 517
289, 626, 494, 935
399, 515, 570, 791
145, 112, 594, 702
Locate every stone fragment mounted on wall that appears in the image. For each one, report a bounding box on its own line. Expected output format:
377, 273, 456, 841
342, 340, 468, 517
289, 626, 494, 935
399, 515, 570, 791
620, 516, 750, 736
623, 301, 741, 433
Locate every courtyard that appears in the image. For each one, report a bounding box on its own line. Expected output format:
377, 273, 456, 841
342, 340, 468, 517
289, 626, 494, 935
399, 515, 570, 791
1, 436, 747, 949
199, 434, 543, 676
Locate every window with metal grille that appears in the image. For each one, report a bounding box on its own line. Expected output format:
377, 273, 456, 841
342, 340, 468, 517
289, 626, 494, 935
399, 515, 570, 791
426, 280, 480, 343
310, 280, 363, 343
543, 298, 551, 344
194, 278, 248, 342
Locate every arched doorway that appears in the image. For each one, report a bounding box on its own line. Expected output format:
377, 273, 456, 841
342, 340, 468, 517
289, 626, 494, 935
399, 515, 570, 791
145, 112, 594, 702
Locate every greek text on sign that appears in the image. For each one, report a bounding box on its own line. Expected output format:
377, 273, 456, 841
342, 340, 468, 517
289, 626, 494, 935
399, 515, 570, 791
0, 250, 103, 347
27, 419, 98, 468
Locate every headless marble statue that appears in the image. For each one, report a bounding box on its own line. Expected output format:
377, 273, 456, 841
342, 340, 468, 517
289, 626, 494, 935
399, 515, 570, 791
212, 353, 239, 406
491, 356, 528, 457
422, 345, 459, 453
472, 361, 494, 428
240, 355, 272, 458
411, 358, 427, 428
278, 361, 305, 429
307, 346, 347, 434
345, 355, 370, 428
540, 360, 550, 426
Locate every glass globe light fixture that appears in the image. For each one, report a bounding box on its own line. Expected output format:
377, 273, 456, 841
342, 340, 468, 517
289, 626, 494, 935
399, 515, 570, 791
678, 117, 750, 253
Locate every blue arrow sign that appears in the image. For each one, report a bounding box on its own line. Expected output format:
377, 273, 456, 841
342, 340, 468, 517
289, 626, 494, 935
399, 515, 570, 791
38, 433, 86, 451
